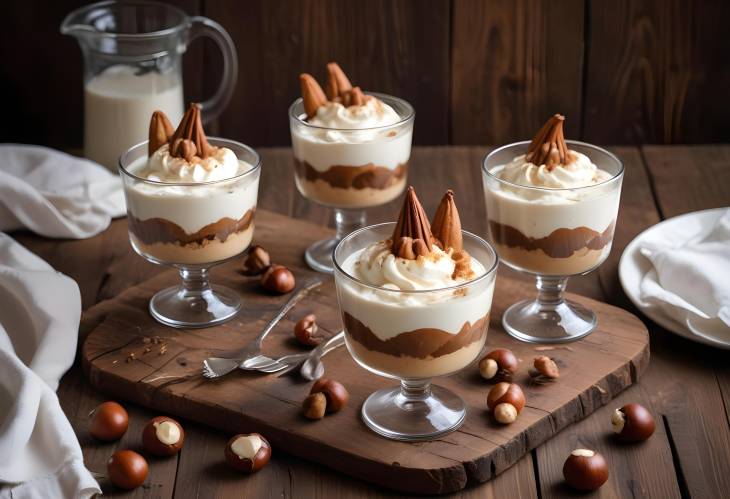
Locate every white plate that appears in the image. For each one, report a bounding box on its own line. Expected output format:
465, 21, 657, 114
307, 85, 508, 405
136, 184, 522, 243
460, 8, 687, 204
619, 208, 730, 350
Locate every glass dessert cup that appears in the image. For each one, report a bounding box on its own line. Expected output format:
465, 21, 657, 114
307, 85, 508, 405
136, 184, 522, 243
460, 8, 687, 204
289, 93, 415, 273
482, 141, 624, 343
333, 223, 498, 441
119, 138, 261, 328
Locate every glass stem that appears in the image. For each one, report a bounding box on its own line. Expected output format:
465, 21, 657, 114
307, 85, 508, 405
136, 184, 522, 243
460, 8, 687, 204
398, 378, 432, 406
334, 208, 366, 241
535, 275, 569, 312
178, 266, 213, 302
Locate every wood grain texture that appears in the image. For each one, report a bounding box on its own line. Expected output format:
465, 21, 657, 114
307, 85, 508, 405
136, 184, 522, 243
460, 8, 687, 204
202, 0, 450, 146
450, 0, 585, 145
583, 0, 730, 144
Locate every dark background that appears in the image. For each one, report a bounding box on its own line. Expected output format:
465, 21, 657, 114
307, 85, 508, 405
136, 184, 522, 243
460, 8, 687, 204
2, 0, 729, 149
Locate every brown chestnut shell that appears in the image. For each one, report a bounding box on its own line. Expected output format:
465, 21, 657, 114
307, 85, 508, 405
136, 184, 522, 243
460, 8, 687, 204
89, 401, 129, 441
142, 416, 185, 456
563, 449, 609, 491
107, 450, 148, 490
224, 433, 272, 473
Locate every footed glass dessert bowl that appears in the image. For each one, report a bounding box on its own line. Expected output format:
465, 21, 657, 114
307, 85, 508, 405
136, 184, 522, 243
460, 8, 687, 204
482, 115, 623, 343
119, 104, 260, 328
333, 188, 498, 441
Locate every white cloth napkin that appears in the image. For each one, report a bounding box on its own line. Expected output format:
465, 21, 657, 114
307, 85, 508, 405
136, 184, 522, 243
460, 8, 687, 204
639, 208, 730, 343
0, 144, 125, 238
0, 233, 100, 498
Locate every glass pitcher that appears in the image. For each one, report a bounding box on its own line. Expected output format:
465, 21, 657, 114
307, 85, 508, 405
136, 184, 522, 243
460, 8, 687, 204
61, 0, 237, 171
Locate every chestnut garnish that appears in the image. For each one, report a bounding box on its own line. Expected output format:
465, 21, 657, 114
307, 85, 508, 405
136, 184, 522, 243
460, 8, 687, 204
310, 378, 349, 413
302, 392, 327, 420
530, 355, 559, 379
486, 382, 525, 424
243, 245, 270, 275
89, 401, 129, 441
107, 450, 148, 490
294, 314, 321, 346
261, 264, 295, 294
142, 416, 185, 456
563, 449, 609, 491
611, 403, 655, 442
478, 348, 518, 382
224, 433, 271, 473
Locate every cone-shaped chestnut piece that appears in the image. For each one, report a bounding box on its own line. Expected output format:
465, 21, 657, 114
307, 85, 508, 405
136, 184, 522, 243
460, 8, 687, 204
431, 189, 463, 252
525, 114, 574, 170
325, 62, 353, 101
300, 73, 328, 119
148, 111, 174, 156
168, 103, 213, 159
391, 186, 434, 260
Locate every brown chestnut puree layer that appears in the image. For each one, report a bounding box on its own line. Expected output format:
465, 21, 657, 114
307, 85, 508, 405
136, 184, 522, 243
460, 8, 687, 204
129, 208, 255, 247
489, 220, 615, 258
343, 312, 489, 359
294, 159, 408, 190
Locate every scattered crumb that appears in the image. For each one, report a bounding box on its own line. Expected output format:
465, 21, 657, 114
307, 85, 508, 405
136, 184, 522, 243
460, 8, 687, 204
125, 352, 136, 363
159, 344, 168, 355
112, 360, 118, 365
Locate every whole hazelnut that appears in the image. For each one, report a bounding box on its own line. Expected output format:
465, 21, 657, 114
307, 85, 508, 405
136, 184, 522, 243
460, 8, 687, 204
107, 450, 148, 490
302, 392, 327, 420
478, 348, 518, 382
487, 382, 525, 424
261, 265, 295, 294
224, 433, 271, 473
294, 314, 321, 346
89, 401, 129, 441
563, 449, 609, 491
243, 245, 270, 275
531, 356, 560, 379
611, 403, 655, 442
310, 378, 349, 413
142, 416, 185, 456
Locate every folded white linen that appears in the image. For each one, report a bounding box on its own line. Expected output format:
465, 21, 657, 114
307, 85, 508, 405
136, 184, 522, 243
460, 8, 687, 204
0, 233, 100, 498
0, 144, 125, 238
639, 208, 730, 343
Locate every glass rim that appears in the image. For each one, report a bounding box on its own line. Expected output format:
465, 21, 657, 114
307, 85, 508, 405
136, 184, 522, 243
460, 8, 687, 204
118, 137, 262, 187
482, 140, 625, 192
333, 222, 499, 294
288, 92, 415, 132
61, 0, 189, 41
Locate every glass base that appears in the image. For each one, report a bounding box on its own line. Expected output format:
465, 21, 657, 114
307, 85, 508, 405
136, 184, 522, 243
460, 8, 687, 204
149, 283, 241, 328
304, 237, 339, 274
502, 297, 597, 343
361, 382, 466, 441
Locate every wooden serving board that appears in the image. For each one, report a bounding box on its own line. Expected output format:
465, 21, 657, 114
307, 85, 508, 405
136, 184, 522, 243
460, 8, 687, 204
81, 210, 649, 495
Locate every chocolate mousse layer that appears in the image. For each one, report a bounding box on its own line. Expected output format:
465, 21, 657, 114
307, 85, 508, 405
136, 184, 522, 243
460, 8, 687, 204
294, 159, 407, 190
129, 208, 255, 246
344, 312, 489, 359
489, 220, 615, 258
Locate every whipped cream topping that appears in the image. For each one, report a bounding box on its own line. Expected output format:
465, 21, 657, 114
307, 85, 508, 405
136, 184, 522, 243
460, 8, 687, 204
346, 241, 485, 292
497, 152, 612, 189
139, 143, 242, 183
308, 98, 400, 129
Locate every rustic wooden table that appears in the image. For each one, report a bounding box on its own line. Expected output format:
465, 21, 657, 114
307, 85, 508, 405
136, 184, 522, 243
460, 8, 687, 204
13, 145, 730, 498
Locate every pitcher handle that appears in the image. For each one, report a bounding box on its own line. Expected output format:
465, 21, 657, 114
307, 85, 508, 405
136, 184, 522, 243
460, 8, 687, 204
188, 16, 238, 125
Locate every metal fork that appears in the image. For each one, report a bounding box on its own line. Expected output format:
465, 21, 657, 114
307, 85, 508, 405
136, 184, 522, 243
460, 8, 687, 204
202, 279, 322, 379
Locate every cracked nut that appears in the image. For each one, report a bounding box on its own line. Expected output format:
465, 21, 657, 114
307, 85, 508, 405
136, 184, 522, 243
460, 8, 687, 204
487, 382, 525, 424
225, 433, 271, 473
478, 348, 518, 382
531, 355, 559, 379
243, 245, 270, 275
89, 401, 129, 441
310, 378, 349, 413
302, 392, 327, 420
142, 416, 185, 456
261, 265, 295, 294
611, 403, 655, 442
563, 449, 609, 491
107, 450, 148, 490
294, 314, 321, 346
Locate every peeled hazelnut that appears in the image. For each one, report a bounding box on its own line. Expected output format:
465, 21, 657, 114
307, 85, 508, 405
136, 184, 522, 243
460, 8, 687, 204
89, 401, 129, 441
224, 433, 271, 473
310, 378, 349, 413
479, 348, 518, 382
294, 314, 321, 346
302, 392, 327, 420
563, 449, 609, 491
261, 265, 295, 294
243, 245, 270, 275
487, 382, 525, 424
611, 403, 655, 442
142, 416, 185, 456
107, 450, 148, 490
532, 356, 560, 379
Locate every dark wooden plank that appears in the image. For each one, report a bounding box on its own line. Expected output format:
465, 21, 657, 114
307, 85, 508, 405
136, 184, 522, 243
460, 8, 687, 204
203, 0, 450, 146
584, 0, 730, 144
450, 0, 585, 145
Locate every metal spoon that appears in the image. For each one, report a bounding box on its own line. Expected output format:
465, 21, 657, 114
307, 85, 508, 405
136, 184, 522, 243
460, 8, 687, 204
277, 331, 345, 380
